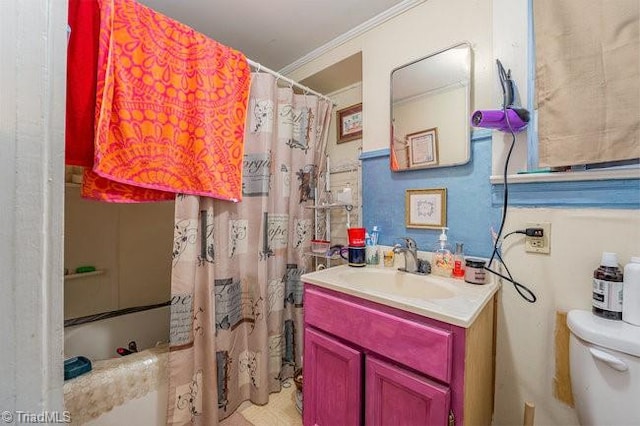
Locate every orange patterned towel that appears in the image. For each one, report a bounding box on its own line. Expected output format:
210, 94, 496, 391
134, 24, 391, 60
83, 0, 250, 202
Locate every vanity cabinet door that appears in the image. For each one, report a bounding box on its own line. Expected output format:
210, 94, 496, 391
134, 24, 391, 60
303, 328, 362, 426
366, 355, 450, 426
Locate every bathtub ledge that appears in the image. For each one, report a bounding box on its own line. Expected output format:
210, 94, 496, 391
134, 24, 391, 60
64, 344, 168, 425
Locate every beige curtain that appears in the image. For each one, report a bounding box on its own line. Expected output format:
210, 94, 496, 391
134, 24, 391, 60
534, 0, 640, 167
166, 72, 333, 425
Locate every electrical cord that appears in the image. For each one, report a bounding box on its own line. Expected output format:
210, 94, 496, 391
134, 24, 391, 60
486, 229, 537, 303
487, 60, 513, 268
487, 130, 514, 267
483, 59, 537, 304
502, 230, 526, 240
495, 248, 537, 303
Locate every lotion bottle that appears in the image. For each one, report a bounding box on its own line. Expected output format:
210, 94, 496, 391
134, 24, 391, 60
432, 227, 453, 277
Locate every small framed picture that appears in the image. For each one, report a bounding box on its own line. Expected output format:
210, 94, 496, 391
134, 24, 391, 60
405, 188, 447, 229
407, 128, 439, 168
336, 103, 363, 143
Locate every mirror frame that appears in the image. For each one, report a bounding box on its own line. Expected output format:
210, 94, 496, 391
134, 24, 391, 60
390, 41, 472, 172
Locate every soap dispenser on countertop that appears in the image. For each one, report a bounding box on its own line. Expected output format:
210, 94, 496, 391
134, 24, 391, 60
432, 227, 454, 277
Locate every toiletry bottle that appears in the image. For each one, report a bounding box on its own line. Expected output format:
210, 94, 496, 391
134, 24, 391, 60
370, 226, 380, 246
365, 229, 379, 265
432, 227, 453, 277
367, 226, 380, 265
623, 256, 640, 326
592, 252, 623, 320
452, 242, 465, 279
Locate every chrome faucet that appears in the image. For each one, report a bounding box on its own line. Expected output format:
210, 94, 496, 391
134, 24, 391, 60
392, 237, 429, 275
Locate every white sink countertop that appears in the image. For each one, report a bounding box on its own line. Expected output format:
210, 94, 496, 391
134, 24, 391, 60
301, 265, 499, 328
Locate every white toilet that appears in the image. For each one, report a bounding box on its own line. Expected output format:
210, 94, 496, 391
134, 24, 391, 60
567, 310, 640, 425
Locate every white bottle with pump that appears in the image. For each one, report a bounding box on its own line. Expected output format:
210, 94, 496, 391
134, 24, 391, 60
432, 227, 453, 277
623, 257, 640, 326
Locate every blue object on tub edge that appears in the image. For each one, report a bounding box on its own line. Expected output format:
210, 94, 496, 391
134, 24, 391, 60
64, 356, 92, 380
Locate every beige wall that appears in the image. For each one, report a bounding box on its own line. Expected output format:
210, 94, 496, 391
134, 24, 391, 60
326, 83, 363, 164
285, 0, 640, 425
327, 83, 363, 241
64, 186, 173, 319
288, 0, 492, 153
495, 209, 640, 426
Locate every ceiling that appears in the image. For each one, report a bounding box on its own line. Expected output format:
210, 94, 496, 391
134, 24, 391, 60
138, 0, 415, 72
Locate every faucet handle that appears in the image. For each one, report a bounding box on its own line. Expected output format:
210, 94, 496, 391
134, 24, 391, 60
401, 237, 418, 251
416, 259, 431, 274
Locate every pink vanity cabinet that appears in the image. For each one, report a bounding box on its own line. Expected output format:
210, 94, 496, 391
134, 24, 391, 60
302, 284, 495, 426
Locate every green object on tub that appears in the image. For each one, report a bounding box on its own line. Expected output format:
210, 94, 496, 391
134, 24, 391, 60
75, 266, 96, 274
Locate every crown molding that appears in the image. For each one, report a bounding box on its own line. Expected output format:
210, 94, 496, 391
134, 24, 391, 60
279, 0, 426, 75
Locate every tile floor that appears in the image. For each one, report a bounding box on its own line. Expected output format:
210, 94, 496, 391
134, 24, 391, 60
220, 381, 302, 426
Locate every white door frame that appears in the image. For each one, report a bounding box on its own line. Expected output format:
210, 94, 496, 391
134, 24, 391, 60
0, 0, 67, 414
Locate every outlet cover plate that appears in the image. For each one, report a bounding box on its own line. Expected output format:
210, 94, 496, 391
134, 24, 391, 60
525, 222, 551, 254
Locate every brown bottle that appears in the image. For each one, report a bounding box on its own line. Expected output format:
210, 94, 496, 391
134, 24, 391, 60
592, 252, 624, 320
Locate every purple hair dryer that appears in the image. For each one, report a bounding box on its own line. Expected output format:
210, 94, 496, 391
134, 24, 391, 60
471, 108, 530, 133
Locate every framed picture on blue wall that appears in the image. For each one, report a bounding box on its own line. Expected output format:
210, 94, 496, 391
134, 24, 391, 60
405, 188, 447, 229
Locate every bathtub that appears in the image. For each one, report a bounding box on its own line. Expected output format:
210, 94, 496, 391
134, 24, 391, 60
63, 305, 170, 425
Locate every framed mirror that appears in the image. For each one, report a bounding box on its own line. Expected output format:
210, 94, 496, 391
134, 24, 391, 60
390, 42, 471, 171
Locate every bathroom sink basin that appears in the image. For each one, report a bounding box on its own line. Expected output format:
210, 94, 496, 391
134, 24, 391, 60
334, 267, 455, 300
301, 265, 499, 327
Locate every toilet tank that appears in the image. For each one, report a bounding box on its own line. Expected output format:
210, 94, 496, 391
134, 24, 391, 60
567, 310, 640, 426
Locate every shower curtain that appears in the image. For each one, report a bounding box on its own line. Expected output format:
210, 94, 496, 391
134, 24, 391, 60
167, 72, 333, 425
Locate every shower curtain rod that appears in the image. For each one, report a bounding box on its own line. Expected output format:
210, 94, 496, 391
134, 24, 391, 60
247, 58, 336, 106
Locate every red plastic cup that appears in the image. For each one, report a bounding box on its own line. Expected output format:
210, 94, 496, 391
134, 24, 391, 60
347, 227, 366, 247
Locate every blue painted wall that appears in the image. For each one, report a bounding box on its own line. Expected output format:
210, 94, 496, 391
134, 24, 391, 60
362, 131, 500, 258
361, 130, 640, 258
492, 179, 640, 209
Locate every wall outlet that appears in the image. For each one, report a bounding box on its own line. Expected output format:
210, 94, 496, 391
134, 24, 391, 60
525, 222, 551, 254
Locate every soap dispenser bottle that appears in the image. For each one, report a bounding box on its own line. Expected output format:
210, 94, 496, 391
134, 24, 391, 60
432, 227, 454, 277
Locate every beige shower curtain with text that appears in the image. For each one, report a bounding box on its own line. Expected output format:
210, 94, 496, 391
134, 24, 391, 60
166, 72, 332, 425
